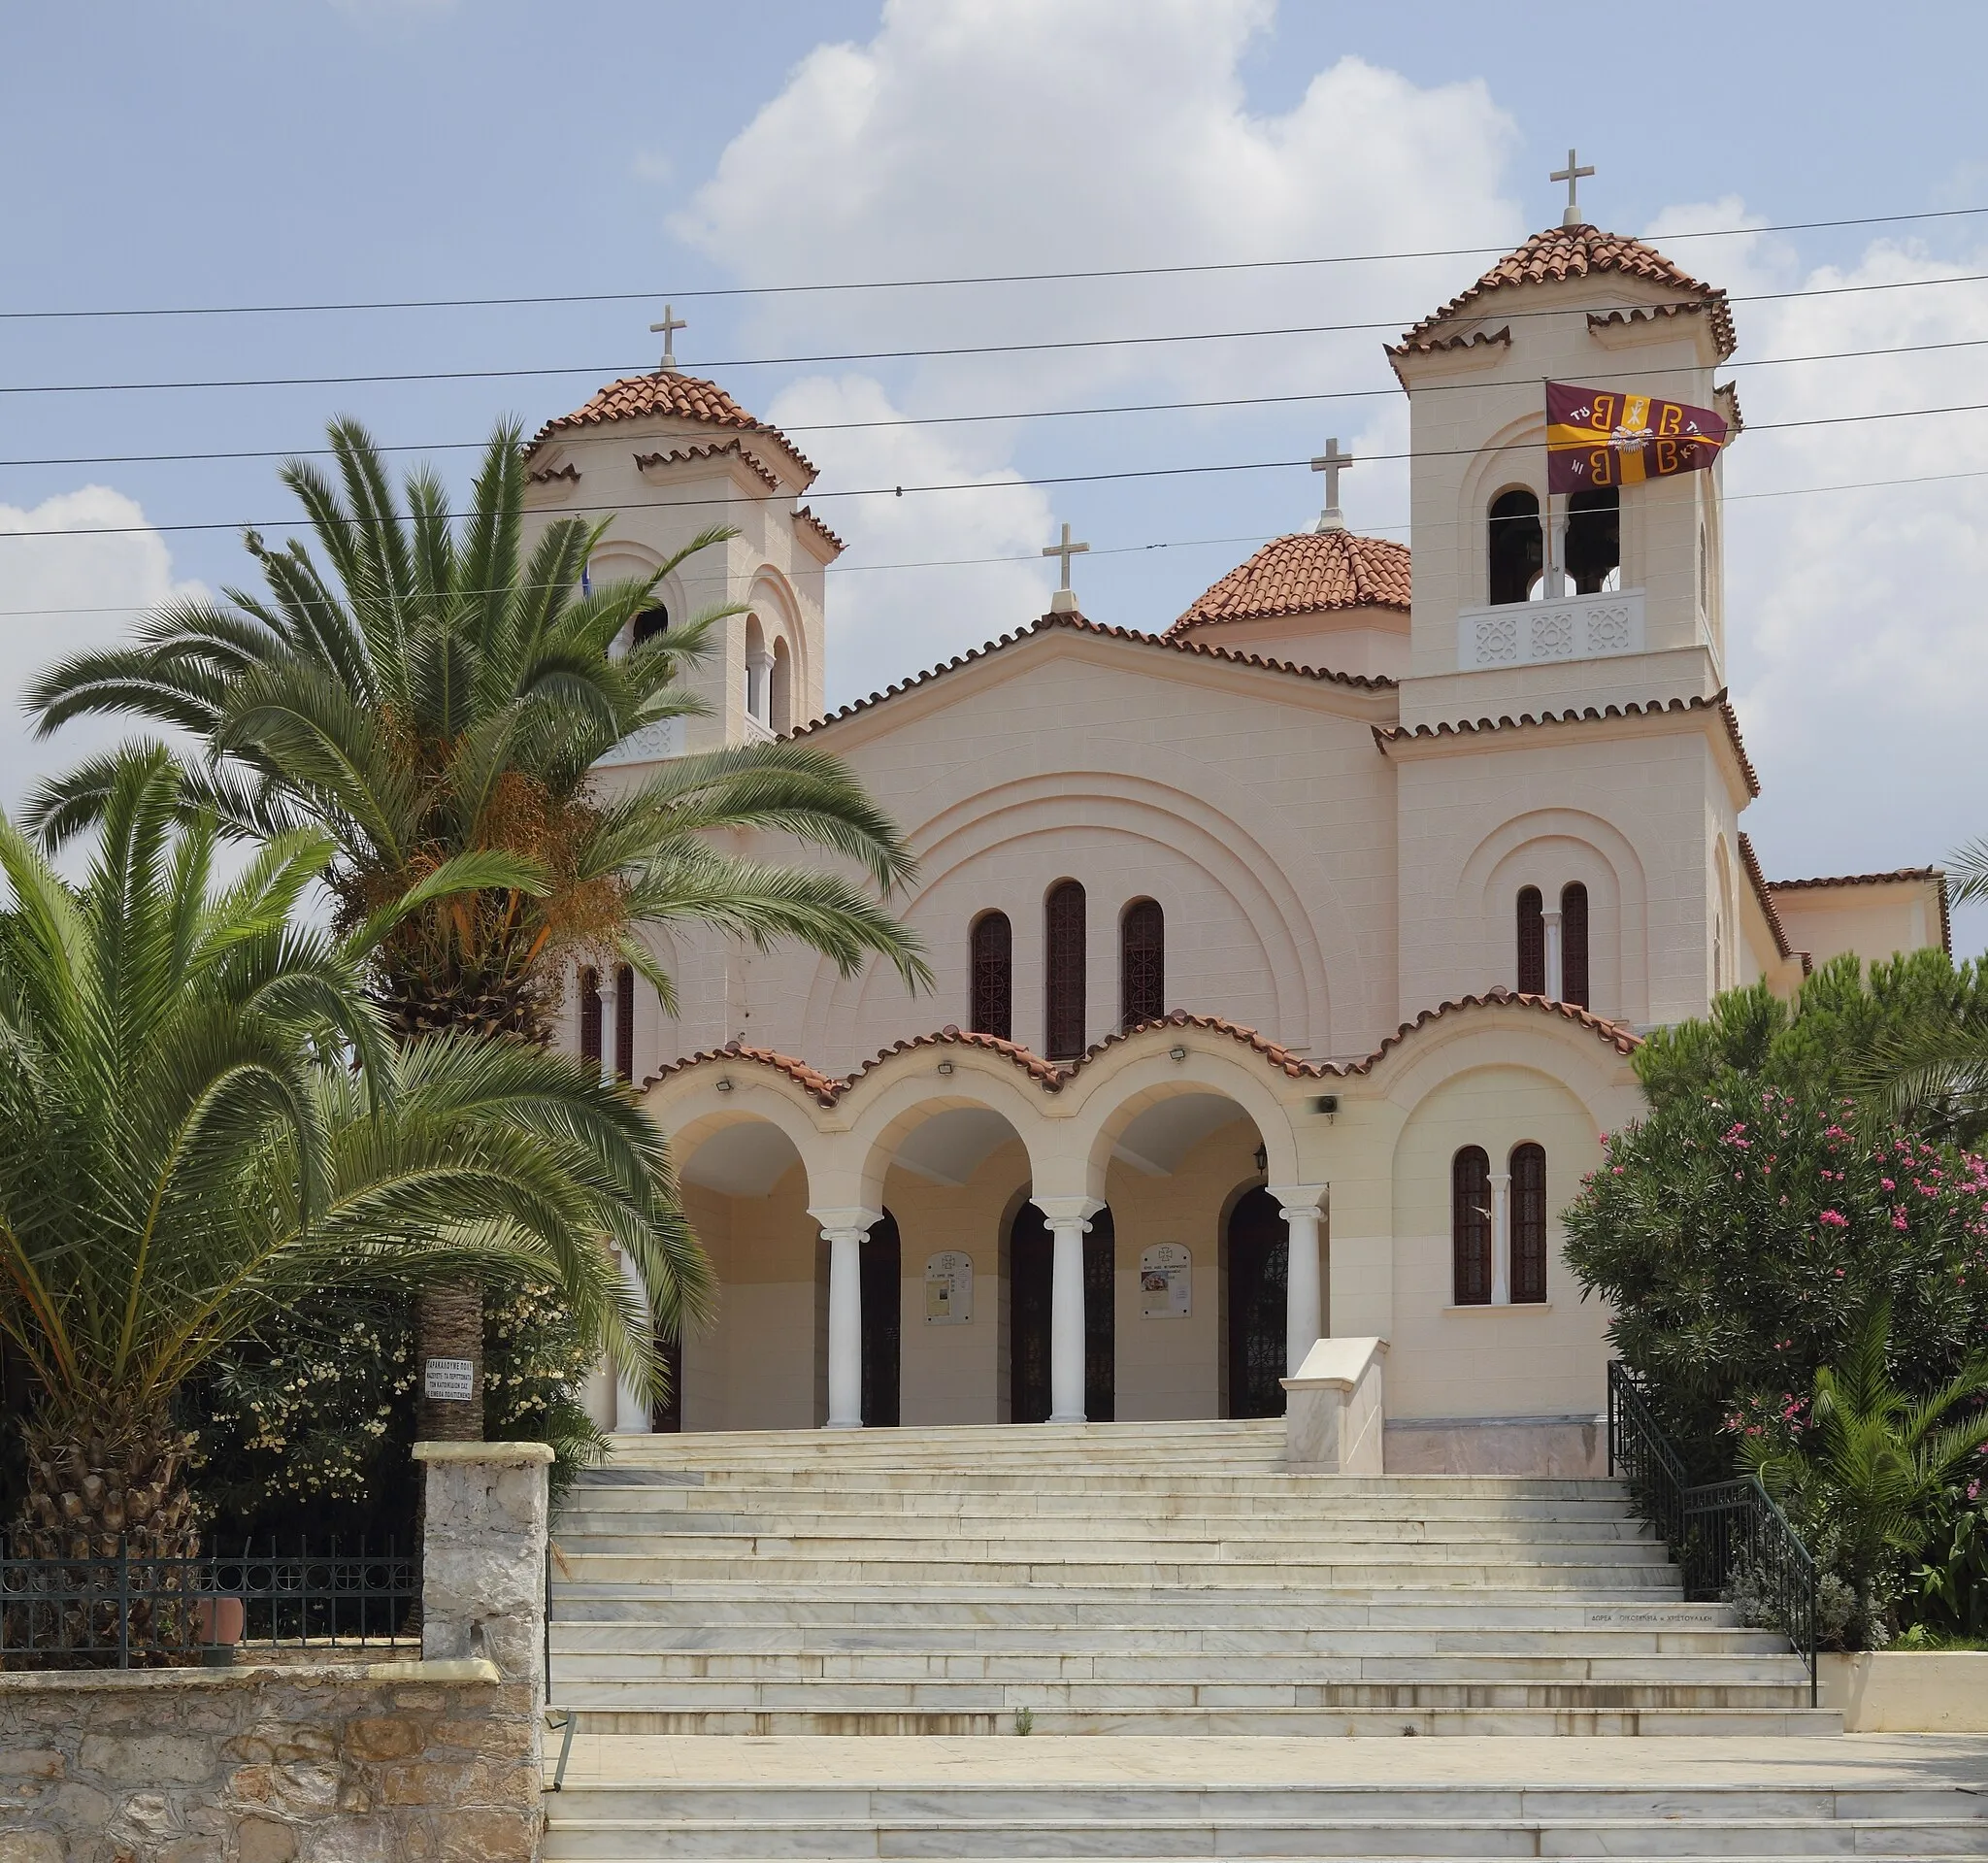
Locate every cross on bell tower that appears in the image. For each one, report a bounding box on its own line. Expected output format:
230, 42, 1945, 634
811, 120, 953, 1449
649, 304, 687, 374
1310, 438, 1355, 534
1550, 149, 1595, 228
1042, 522, 1089, 614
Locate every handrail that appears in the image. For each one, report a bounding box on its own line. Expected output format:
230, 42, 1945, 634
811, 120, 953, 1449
1607, 1362, 1818, 1704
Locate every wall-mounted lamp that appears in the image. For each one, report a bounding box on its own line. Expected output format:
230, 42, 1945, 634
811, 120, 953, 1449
1168, 1045, 1188, 1062
936, 1060, 955, 1076
715, 1077, 735, 1094
1253, 1143, 1269, 1175
1311, 1093, 1339, 1122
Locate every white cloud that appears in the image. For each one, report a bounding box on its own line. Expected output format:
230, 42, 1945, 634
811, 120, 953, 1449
678, 0, 1521, 695
0, 487, 206, 823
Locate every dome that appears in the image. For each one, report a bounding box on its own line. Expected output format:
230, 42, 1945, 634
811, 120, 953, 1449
1168, 529, 1410, 637
526, 370, 817, 478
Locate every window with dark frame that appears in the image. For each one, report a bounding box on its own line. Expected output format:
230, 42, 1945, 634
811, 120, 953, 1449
1119, 898, 1165, 1028
1516, 887, 1544, 994
579, 967, 603, 1068
1510, 1142, 1548, 1304
1561, 882, 1591, 1010
633, 606, 670, 646
614, 962, 636, 1082
1452, 1146, 1492, 1306
1044, 882, 1087, 1060
1488, 489, 1542, 605
969, 911, 1013, 1042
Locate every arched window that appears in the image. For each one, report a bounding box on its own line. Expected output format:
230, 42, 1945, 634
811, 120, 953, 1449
1452, 1147, 1492, 1306
633, 605, 669, 646
1120, 898, 1164, 1028
744, 615, 769, 722
969, 911, 1012, 1041
614, 962, 635, 1081
1560, 882, 1590, 1010
1510, 1143, 1547, 1304
1566, 486, 1620, 594
1044, 881, 1087, 1060
579, 967, 603, 1068
1488, 489, 1542, 606
769, 638, 793, 735
1516, 887, 1544, 995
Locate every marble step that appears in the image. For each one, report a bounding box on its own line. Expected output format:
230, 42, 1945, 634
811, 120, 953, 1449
547, 1705, 1843, 1737
556, 1511, 1657, 1544
549, 1651, 1809, 1685
548, 1625, 1787, 1657
549, 1590, 1703, 1623
553, 1558, 1680, 1590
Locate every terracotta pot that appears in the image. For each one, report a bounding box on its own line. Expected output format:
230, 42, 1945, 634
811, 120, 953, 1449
194, 1595, 245, 1647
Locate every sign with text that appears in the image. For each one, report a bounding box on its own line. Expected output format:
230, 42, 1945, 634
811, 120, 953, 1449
424, 1357, 476, 1403
1141, 1243, 1192, 1319
924, 1250, 974, 1324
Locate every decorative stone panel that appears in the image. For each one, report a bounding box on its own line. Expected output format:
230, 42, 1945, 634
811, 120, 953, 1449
1456, 589, 1645, 670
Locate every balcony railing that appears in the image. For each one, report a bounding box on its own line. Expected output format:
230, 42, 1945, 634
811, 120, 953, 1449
1457, 588, 1644, 672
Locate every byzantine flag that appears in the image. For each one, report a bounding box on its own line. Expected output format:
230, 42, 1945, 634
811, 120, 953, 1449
1546, 383, 1728, 493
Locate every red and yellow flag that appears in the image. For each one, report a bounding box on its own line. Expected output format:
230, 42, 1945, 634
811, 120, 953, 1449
1546, 382, 1728, 492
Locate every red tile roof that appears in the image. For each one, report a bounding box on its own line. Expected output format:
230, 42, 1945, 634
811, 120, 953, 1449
1167, 530, 1411, 636
528, 372, 818, 482
1737, 831, 1796, 964
1767, 864, 1951, 956
793, 506, 846, 559
641, 996, 1640, 1101
1372, 691, 1761, 799
632, 438, 782, 492
783, 608, 1396, 743
1398, 224, 1736, 360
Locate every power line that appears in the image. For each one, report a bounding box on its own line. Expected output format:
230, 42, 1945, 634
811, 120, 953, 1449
7, 272, 1988, 400
6, 396, 1988, 545
5, 462, 1987, 618
6, 204, 1986, 322
6, 334, 1987, 474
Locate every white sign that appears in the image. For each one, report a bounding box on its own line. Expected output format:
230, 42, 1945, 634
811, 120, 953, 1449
424, 1357, 476, 1402
924, 1250, 974, 1324
1141, 1244, 1192, 1319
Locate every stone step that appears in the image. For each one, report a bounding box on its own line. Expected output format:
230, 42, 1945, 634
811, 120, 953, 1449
563, 1491, 1646, 1523
554, 1556, 1682, 1590
546, 1704, 1842, 1737
550, 1651, 1810, 1684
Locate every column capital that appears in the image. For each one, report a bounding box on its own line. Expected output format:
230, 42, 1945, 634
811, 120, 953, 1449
1033, 1194, 1105, 1228
810, 1206, 883, 1243
1266, 1182, 1329, 1215
1487, 1171, 1512, 1190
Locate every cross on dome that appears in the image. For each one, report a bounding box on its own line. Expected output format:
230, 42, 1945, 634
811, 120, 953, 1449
1550, 149, 1596, 228
649, 304, 687, 374
1310, 438, 1355, 534
1043, 522, 1089, 614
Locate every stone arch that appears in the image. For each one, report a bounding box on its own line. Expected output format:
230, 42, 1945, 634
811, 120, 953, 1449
746, 565, 811, 715
1459, 809, 1650, 1023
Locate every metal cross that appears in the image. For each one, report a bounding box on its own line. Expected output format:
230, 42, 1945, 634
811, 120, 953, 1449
1042, 522, 1089, 613
1310, 438, 1355, 534
1551, 149, 1595, 228
649, 304, 687, 374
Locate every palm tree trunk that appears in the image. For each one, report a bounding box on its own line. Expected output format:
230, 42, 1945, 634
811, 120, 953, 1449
17, 1391, 199, 1560
415, 1278, 485, 1443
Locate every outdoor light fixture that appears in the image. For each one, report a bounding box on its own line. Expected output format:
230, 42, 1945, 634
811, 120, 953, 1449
1169, 1045, 1188, 1062
715, 1077, 735, 1093
937, 1060, 955, 1075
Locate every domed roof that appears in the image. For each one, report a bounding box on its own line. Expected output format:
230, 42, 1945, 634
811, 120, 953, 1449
1395, 223, 1735, 360
526, 370, 816, 478
1168, 529, 1410, 637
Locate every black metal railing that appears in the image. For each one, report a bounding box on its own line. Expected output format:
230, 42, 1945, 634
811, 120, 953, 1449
1607, 1362, 1818, 1703
0, 1536, 419, 1670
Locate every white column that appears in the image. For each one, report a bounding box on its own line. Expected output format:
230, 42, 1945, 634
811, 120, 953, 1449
1268, 1183, 1329, 1376
746, 648, 775, 723
613, 1248, 653, 1434
598, 969, 620, 1084
1034, 1196, 1104, 1424
1542, 909, 1564, 1003
1488, 1171, 1512, 1307
812, 1207, 880, 1429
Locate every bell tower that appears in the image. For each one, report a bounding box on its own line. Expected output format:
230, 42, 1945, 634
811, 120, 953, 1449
520, 317, 838, 761
1388, 178, 1738, 731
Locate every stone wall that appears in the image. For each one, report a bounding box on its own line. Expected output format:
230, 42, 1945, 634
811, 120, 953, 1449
0, 1657, 537, 1862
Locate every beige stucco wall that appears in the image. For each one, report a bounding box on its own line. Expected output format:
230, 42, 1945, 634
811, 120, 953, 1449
1171, 609, 1409, 681
1772, 881, 1944, 971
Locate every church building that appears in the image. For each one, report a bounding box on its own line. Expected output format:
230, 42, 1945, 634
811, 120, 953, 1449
522, 216, 1946, 1473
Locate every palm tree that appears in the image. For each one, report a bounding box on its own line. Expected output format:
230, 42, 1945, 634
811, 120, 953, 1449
1744, 1304, 1988, 1638
0, 750, 704, 1556
25, 418, 929, 1432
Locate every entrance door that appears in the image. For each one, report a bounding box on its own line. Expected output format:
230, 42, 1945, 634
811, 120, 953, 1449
861, 1211, 902, 1427
1226, 1187, 1287, 1417
650, 1332, 684, 1433
1009, 1203, 1114, 1422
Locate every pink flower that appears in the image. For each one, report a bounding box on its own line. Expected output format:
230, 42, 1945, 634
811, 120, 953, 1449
1818, 1210, 1849, 1228
1882, 1179, 1896, 1191
1895, 1214, 1910, 1231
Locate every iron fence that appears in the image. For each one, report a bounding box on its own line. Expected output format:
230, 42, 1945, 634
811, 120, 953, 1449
0, 1535, 419, 1670
1607, 1362, 1817, 1702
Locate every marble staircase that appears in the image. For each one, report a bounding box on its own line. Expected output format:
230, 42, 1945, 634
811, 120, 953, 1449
535, 1420, 1988, 1860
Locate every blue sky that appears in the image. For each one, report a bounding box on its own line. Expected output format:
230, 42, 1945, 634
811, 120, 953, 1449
6, 0, 1987, 947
